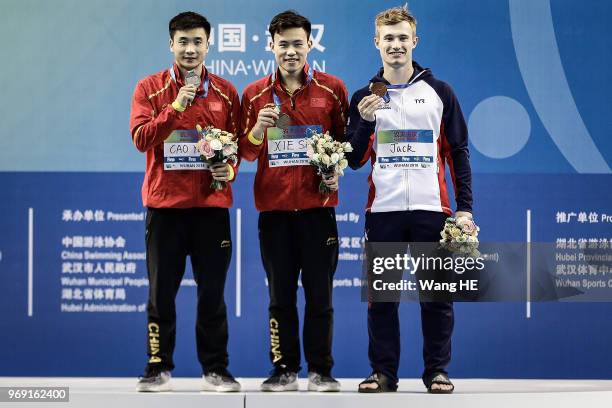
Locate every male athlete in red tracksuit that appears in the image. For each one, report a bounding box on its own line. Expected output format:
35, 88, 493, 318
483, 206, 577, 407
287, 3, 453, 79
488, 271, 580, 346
239, 10, 348, 392
129, 11, 241, 393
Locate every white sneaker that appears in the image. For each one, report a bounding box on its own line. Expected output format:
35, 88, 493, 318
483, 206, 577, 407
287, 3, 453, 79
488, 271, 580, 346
136, 370, 172, 392
308, 372, 341, 392
202, 370, 241, 392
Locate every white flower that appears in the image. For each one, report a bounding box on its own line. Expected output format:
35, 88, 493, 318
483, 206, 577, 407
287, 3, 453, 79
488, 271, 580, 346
307, 144, 315, 157
324, 141, 333, 149
449, 227, 462, 238
343, 143, 353, 153
339, 159, 348, 169
220, 135, 231, 145
330, 153, 339, 164
317, 145, 325, 154
321, 154, 331, 165
210, 139, 223, 151
312, 153, 320, 162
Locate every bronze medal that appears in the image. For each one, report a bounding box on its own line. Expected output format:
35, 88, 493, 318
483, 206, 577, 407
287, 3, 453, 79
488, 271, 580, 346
370, 82, 387, 97
276, 113, 291, 129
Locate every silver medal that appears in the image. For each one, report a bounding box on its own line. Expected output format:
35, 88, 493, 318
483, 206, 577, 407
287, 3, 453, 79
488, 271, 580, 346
185, 70, 201, 87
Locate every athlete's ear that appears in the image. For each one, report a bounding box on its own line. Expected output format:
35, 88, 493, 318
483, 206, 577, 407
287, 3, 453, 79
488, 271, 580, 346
374, 35, 380, 50
413, 35, 419, 49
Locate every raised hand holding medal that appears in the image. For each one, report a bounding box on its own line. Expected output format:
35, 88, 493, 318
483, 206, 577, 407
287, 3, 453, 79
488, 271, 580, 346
357, 83, 387, 122
183, 70, 200, 106
250, 103, 279, 142
271, 89, 291, 130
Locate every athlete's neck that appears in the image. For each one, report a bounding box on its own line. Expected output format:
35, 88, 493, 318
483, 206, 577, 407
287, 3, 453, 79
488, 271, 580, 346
177, 63, 203, 79
383, 62, 414, 85
279, 67, 304, 93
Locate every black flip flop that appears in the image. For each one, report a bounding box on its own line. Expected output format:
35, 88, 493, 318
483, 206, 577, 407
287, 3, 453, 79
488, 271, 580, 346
424, 372, 454, 394
358, 372, 397, 393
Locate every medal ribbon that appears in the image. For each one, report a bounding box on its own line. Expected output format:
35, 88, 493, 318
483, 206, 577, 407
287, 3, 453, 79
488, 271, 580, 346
271, 66, 314, 108
374, 70, 427, 103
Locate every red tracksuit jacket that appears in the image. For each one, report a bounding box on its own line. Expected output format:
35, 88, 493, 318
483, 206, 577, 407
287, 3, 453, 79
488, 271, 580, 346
130, 63, 240, 208
239, 64, 349, 211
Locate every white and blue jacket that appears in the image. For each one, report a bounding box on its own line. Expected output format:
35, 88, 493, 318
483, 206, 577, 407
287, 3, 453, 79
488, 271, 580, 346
347, 62, 473, 215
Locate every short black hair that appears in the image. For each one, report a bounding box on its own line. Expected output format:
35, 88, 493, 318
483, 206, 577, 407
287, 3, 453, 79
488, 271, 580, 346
268, 10, 311, 40
169, 11, 211, 40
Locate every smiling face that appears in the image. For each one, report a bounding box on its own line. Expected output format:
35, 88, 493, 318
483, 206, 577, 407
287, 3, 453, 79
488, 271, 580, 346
270, 27, 312, 76
375, 21, 418, 69
169, 28, 209, 72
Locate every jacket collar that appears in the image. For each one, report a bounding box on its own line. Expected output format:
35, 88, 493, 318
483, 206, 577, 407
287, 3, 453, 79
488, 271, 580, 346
370, 60, 430, 86
270, 62, 314, 93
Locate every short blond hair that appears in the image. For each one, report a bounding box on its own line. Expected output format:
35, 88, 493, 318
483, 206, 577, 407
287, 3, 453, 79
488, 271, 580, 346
375, 5, 417, 36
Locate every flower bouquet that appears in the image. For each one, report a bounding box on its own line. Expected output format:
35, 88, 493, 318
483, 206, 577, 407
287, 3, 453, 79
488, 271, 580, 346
195, 124, 238, 190
305, 131, 353, 194
439, 217, 480, 257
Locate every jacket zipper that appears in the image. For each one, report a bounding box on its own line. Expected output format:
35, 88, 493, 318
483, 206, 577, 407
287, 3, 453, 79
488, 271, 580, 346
282, 89, 298, 209
284, 84, 303, 209
404, 170, 409, 210
402, 89, 410, 210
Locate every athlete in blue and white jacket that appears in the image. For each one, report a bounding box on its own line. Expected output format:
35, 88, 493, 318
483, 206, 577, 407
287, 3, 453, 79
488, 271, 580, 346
346, 62, 472, 215
347, 6, 474, 395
